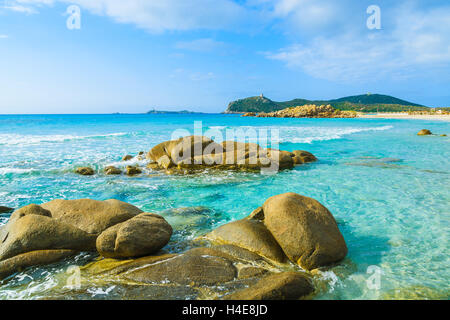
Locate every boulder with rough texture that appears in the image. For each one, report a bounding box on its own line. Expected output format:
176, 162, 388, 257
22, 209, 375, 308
0, 214, 96, 261
225, 272, 313, 300
126, 166, 142, 175
104, 166, 122, 175
96, 213, 172, 259
262, 192, 347, 270
41, 199, 143, 235
75, 167, 95, 176
119, 249, 237, 286
122, 155, 133, 161
417, 129, 432, 136
292, 150, 317, 164
0, 249, 78, 280
205, 218, 286, 263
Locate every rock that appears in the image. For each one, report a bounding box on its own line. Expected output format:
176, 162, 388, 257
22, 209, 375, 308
292, 150, 317, 164
417, 129, 432, 136
256, 104, 356, 119
242, 112, 256, 117
104, 166, 122, 175
238, 266, 269, 279
122, 155, 133, 161
0, 206, 14, 214
75, 167, 95, 176
41, 199, 142, 235
126, 166, 142, 175
262, 192, 347, 270
248, 207, 264, 220
0, 249, 78, 280
205, 218, 286, 263
440, 134, 447, 137
224, 272, 314, 300
120, 248, 237, 286
145, 136, 314, 173
96, 213, 172, 259
0, 214, 96, 261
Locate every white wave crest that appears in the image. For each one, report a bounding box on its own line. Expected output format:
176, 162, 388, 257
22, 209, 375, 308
0, 132, 127, 146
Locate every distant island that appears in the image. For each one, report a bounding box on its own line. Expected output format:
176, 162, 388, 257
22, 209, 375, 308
224, 93, 441, 113
146, 109, 203, 114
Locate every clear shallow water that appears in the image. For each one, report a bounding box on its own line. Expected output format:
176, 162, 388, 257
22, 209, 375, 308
0, 114, 449, 300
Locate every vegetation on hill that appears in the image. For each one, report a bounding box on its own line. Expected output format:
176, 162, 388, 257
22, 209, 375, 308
226, 94, 433, 113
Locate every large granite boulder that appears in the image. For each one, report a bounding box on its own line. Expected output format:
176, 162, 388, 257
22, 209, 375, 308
41, 199, 143, 235
262, 193, 347, 270
96, 213, 172, 259
225, 272, 314, 300
204, 218, 286, 263
0, 214, 96, 261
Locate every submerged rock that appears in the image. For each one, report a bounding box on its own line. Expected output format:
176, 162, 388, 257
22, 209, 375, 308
0, 250, 78, 280
119, 249, 237, 286
0, 206, 14, 214
224, 272, 314, 300
262, 193, 347, 270
75, 167, 95, 176
417, 129, 432, 136
96, 213, 172, 259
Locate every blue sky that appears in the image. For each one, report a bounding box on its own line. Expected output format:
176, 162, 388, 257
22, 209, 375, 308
0, 0, 449, 113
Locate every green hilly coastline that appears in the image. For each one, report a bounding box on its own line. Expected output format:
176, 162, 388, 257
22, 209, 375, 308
225, 94, 430, 113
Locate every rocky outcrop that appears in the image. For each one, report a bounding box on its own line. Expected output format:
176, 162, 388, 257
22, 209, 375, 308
256, 104, 357, 118
126, 166, 142, 175
262, 193, 347, 270
96, 213, 172, 259
417, 129, 432, 136
225, 272, 314, 300
242, 112, 256, 117
75, 167, 95, 176
146, 135, 316, 173
203, 192, 347, 271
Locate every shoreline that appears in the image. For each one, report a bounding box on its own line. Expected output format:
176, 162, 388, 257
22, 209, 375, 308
359, 113, 450, 121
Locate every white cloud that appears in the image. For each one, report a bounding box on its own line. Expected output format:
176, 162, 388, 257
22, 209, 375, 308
267, 3, 450, 82
4, 0, 250, 32
175, 38, 226, 52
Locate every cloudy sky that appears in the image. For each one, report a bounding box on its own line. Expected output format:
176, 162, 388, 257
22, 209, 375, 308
0, 0, 449, 113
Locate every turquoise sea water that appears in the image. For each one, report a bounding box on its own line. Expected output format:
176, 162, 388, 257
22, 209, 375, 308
0, 114, 448, 300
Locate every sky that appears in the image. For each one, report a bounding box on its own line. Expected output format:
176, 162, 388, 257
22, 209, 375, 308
0, 0, 449, 114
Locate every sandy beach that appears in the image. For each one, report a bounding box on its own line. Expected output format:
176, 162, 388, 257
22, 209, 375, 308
359, 113, 450, 121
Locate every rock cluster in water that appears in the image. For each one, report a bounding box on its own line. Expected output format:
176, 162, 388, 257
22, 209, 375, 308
74, 136, 317, 177
244, 104, 357, 118
0, 192, 347, 300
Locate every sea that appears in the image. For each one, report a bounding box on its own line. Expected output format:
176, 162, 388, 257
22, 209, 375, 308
0, 113, 448, 300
